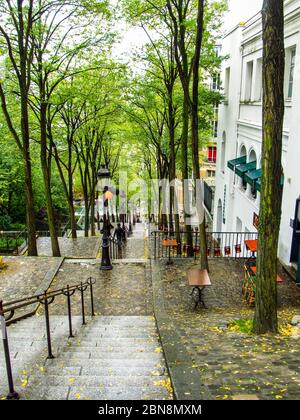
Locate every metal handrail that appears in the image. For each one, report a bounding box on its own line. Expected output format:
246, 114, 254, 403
109, 236, 121, 259
0, 230, 27, 255
0, 277, 96, 400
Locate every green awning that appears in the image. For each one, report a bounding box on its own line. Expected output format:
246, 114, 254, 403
227, 156, 247, 171
256, 178, 261, 192
244, 168, 262, 187
256, 174, 284, 193
235, 161, 257, 178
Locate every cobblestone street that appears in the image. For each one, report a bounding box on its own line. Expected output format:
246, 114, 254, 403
48, 261, 153, 316
152, 259, 300, 400
36, 237, 101, 258
0, 256, 63, 306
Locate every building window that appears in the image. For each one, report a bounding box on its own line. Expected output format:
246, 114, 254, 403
207, 170, 215, 178
288, 48, 296, 99
224, 67, 230, 102
212, 106, 219, 138
211, 74, 221, 91
254, 58, 262, 101
244, 61, 254, 101
239, 145, 247, 191
207, 146, 217, 163
248, 150, 257, 200
221, 131, 226, 173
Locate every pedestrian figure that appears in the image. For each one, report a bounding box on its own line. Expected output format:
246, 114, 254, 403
114, 223, 125, 249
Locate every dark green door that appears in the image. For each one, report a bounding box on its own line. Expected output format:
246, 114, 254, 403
290, 197, 300, 262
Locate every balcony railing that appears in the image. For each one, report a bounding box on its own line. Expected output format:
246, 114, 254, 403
150, 230, 259, 260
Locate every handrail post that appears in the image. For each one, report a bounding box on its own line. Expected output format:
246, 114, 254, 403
154, 231, 157, 260
80, 282, 86, 325
66, 285, 74, 338
0, 301, 19, 400
44, 292, 54, 359
89, 279, 95, 317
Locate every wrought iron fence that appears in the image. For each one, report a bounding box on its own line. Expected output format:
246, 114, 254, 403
0, 230, 28, 255
36, 228, 68, 238
0, 277, 96, 400
150, 230, 259, 261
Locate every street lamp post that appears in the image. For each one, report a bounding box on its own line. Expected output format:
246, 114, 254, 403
98, 166, 113, 271
128, 201, 133, 235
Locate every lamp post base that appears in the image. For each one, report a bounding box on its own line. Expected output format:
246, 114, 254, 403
100, 264, 113, 271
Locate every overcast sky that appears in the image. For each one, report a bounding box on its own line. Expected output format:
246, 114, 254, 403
115, 0, 264, 60
223, 0, 263, 32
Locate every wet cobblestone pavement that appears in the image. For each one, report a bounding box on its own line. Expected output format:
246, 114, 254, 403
37, 237, 101, 258
0, 256, 62, 303
46, 261, 153, 316
152, 259, 300, 400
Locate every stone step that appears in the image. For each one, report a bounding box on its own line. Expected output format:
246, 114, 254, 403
65, 383, 170, 400
67, 338, 157, 345
49, 351, 162, 360
18, 385, 170, 400
43, 365, 165, 377
81, 332, 158, 338
46, 359, 164, 368
28, 374, 169, 388
59, 344, 159, 352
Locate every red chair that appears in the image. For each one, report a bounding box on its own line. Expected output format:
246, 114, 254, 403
214, 247, 221, 257
193, 245, 200, 255
224, 246, 231, 256
235, 244, 242, 255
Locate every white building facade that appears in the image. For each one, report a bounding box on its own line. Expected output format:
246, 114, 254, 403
213, 0, 300, 268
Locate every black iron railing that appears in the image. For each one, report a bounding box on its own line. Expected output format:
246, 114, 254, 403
150, 230, 259, 261
0, 277, 96, 400
36, 228, 68, 238
0, 230, 28, 255
109, 237, 122, 259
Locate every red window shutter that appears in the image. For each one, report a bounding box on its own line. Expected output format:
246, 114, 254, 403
213, 147, 217, 163
208, 147, 213, 161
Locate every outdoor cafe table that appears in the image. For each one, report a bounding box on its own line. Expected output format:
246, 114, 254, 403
244, 239, 258, 258
187, 268, 211, 309
162, 239, 178, 265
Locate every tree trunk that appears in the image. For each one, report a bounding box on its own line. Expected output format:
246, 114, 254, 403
24, 153, 38, 256
253, 0, 285, 334
68, 169, 77, 239
84, 198, 89, 237
90, 188, 96, 236
181, 101, 194, 256
40, 101, 61, 257
21, 94, 37, 256
191, 0, 208, 270
169, 102, 175, 234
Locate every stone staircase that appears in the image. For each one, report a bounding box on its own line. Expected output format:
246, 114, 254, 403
0, 315, 171, 400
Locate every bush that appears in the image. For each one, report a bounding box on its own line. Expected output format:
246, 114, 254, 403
0, 215, 12, 230
9, 223, 26, 231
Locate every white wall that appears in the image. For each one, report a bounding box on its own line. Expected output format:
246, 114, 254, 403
214, 0, 300, 266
